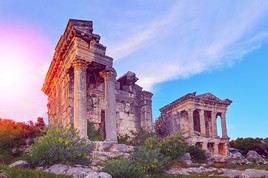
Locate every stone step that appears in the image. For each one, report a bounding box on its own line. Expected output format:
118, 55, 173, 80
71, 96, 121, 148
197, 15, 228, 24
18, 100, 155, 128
92, 151, 130, 162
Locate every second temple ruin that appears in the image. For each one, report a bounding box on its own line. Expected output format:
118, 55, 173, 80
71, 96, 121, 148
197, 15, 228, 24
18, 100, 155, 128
158, 92, 232, 155
42, 19, 232, 155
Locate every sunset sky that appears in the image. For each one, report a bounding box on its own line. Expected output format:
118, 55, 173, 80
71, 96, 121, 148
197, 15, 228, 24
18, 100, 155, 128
0, 1, 267, 138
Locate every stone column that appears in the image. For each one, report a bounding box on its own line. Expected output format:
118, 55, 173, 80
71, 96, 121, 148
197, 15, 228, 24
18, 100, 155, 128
73, 59, 88, 138
100, 67, 117, 142
187, 109, 194, 136
202, 141, 208, 151
211, 112, 217, 138
200, 110, 206, 137
221, 112, 228, 138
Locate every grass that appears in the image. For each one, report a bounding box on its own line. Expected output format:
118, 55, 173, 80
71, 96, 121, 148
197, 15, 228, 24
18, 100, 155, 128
150, 174, 228, 178
0, 164, 71, 178
225, 164, 268, 171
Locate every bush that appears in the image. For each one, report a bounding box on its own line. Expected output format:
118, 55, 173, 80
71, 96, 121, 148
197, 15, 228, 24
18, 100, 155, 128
30, 126, 94, 166
230, 137, 268, 156
159, 133, 188, 160
87, 121, 104, 141
117, 134, 131, 144
132, 146, 170, 174
187, 145, 206, 162
103, 158, 145, 178
129, 129, 156, 146
0, 118, 46, 150
144, 137, 159, 150
0, 164, 70, 178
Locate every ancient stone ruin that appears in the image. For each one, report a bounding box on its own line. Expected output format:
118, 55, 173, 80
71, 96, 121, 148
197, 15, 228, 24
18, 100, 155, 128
42, 19, 153, 141
158, 92, 232, 155
42, 19, 232, 156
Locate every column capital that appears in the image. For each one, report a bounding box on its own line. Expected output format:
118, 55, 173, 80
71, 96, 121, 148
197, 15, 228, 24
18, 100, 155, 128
99, 67, 117, 79
72, 59, 88, 70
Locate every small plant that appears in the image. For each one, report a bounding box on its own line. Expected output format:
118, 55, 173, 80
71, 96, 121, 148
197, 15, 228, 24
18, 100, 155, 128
159, 133, 188, 160
129, 129, 155, 146
103, 158, 145, 178
87, 121, 104, 141
117, 134, 131, 144
144, 137, 159, 150
29, 126, 94, 166
132, 146, 170, 174
187, 145, 206, 162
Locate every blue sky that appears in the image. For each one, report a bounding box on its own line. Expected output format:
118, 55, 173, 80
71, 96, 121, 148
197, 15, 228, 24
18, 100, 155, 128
0, 1, 267, 138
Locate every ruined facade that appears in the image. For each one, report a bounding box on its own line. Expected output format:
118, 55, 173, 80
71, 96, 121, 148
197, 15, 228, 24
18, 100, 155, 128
42, 19, 153, 141
158, 92, 232, 155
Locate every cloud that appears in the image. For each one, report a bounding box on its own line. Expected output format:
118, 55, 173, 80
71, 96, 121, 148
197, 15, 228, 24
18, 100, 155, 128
108, 1, 183, 60
110, 1, 268, 91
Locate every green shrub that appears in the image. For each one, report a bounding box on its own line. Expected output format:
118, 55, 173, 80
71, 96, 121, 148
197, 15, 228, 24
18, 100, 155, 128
0, 149, 14, 164
87, 121, 104, 141
187, 145, 206, 162
129, 129, 156, 146
30, 126, 94, 166
117, 134, 131, 144
0, 118, 46, 150
0, 164, 70, 178
132, 146, 170, 174
230, 137, 268, 156
159, 133, 188, 160
144, 137, 159, 150
103, 158, 145, 178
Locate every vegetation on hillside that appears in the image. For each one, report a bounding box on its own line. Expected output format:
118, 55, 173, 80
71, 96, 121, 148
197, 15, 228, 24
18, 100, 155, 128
230, 137, 268, 156
0, 117, 46, 164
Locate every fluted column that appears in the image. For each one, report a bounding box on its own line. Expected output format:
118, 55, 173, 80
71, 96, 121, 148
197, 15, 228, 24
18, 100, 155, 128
211, 111, 217, 138
100, 67, 117, 142
200, 110, 206, 137
221, 112, 228, 138
73, 60, 88, 138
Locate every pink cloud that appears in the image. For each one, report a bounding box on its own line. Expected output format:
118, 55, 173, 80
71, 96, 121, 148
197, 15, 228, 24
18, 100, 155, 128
0, 22, 51, 122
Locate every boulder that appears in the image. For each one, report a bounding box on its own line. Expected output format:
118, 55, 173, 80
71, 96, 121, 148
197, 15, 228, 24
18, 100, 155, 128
109, 144, 129, 153
246, 150, 262, 160
180, 153, 192, 166
99, 172, 112, 178
9, 160, 29, 168
181, 153, 191, 161
230, 152, 244, 160
222, 169, 243, 177
66, 167, 95, 178
83, 172, 99, 178
95, 141, 114, 152
242, 169, 268, 177
47, 164, 69, 174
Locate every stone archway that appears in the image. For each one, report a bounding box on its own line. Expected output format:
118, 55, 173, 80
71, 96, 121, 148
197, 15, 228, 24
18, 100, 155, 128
216, 113, 222, 138
193, 110, 201, 133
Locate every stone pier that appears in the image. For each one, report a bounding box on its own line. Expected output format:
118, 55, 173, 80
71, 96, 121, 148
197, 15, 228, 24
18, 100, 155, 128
100, 68, 117, 141
73, 60, 88, 138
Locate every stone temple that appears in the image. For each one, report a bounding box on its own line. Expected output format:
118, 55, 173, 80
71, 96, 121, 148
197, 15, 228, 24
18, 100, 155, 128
42, 19, 153, 141
157, 92, 232, 155
42, 19, 232, 156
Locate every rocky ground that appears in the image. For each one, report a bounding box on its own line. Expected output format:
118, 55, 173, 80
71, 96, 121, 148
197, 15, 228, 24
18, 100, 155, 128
6, 144, 268, 178
169, 150, 268, 178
